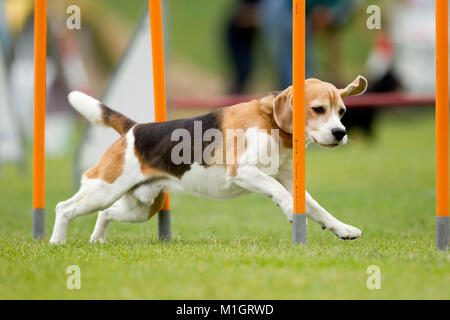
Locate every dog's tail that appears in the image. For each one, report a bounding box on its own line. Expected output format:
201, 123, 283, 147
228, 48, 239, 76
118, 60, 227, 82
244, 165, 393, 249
68, 91, 136, 136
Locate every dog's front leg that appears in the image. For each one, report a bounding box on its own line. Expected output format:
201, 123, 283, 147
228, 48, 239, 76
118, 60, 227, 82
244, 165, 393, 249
229, 165, 293, 221
305, 192, 361, 240
277, 175, 361, 239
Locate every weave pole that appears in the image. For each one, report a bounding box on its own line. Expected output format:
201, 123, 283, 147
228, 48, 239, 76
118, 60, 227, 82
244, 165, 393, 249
435, 0, 449, 250
292, 0, 306, 244
32, 0, 47, 239
149, 0, 171, 241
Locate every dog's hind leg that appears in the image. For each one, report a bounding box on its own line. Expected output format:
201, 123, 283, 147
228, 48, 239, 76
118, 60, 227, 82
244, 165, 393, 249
90, 193, 146, 243
49, 177, 136, 244
50, 132, 147, 244
90, 189, 166, 243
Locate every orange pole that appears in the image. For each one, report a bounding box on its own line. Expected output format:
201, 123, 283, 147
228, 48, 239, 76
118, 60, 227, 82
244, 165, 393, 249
435, 0, 449, 250
149, 0, 170, 215
150, 0, 168, 124
292, 0, 306, 243
32, 0, 47, 239
435, 0, 449, 217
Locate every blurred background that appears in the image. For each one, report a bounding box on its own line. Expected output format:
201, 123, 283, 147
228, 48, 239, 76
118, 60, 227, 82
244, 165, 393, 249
0, 0, 442, 172
0, 0, 445, 197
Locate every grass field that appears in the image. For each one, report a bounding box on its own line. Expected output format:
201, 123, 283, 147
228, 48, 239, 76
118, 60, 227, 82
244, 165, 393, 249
0, 110, 449, 299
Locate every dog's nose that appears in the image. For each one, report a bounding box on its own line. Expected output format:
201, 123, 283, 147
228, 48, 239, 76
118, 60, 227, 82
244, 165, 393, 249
331, 128, 347, 141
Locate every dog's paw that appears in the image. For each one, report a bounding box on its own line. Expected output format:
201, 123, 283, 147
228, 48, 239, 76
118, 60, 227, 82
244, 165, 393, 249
329, 222, 361, 240
89, 237, 106, 244
287, 213, 293, 224
49, 237, 66, 245
89, 234, 106, 244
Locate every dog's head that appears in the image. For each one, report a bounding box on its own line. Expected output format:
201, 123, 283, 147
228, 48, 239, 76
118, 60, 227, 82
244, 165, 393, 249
272, 75, 368, 148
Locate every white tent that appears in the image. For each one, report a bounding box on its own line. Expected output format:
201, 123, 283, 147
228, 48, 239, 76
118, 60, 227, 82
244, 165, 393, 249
0, 32, 24, 165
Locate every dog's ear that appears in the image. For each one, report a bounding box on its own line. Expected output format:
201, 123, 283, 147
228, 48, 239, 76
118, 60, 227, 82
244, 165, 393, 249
273, 86, 293, 134
339, 75, 368, 98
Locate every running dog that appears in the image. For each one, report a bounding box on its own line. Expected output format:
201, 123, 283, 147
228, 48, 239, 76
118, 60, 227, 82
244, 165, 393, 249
50, 76, 367, 244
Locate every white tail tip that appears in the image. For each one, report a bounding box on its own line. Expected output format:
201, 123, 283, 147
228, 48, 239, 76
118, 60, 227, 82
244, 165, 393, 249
68, 91, 104, 125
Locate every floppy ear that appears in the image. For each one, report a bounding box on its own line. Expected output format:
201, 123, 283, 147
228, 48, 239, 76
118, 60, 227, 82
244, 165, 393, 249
273, 86, 293, 134
339, 75, 368, 98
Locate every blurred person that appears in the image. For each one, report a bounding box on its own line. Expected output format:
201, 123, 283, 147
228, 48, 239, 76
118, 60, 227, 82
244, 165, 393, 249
225, 0, 261, 94
259, 0, 292, 90
342, 30, 400, 138
363, 0, 436, 95
305, 0, 358, 83
260, 0, 359, 90
225, 0, 359, 92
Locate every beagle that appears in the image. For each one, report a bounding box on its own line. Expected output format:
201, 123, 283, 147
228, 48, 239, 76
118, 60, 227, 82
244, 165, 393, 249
49, 76, 368, 244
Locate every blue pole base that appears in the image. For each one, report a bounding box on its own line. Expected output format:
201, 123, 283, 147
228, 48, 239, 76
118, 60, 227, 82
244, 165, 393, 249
32, 208, 45, 239
436, 216, 449, 250
292, 214, 306, 244
158, 210, 171, 241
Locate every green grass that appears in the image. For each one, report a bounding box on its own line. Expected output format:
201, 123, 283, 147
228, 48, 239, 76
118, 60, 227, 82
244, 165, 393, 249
99, 0, 147, 22
1, 111, 449, 299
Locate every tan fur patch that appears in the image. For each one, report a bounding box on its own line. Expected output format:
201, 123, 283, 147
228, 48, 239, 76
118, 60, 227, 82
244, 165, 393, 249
257, 95, 293, 149
134, 147, 166, 177
306, 79, 344, 112
220, 98, 292, 177
84, 137, 127, 183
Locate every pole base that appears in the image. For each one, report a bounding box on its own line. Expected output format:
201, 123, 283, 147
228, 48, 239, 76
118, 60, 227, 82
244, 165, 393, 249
32, 208, 45, 239
436, 216, 449, 250
292, 214, 307, 244
158, 210, 171, 241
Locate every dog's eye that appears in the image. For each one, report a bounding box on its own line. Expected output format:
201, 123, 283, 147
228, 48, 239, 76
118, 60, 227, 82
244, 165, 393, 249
313, 106, 325, 114
339, 108, 346, 116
